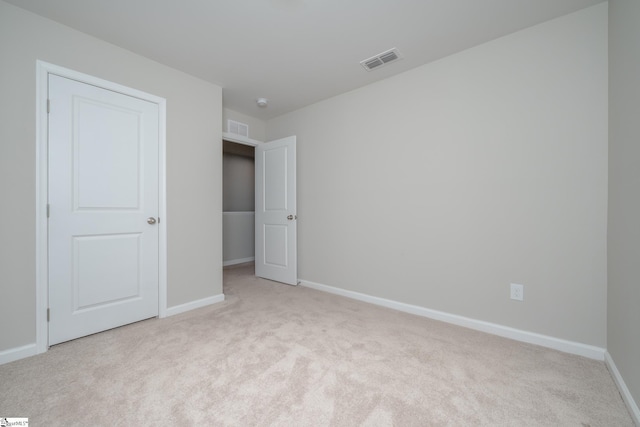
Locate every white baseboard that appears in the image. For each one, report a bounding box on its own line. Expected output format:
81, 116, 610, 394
605, 351, 640, 425
299, 279, 606, 361
0, 343, 37, 366
223, 257, 255, 267
165, 293, 225, 317
1, 295, 226, 365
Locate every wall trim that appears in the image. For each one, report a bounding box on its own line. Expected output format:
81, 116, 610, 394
299, 279, 606, 361
223, 257, 255, 267
222, 132, 262, 146
3, 294, 225, 365
35, 60, 168, 350
0, 344, 37, 366
605, 351, 640, 425
165, 294, 225, 317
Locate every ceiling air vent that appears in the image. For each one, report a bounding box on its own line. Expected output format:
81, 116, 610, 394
227, 119, 249, 138
360, 48, 402, 71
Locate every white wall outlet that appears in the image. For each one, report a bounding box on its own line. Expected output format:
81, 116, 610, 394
510, 283, 524, 301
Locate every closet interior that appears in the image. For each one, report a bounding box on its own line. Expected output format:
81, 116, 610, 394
222, 140, 255, 266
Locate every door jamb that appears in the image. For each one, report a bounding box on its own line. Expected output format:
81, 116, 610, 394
35, 61, 168, 354
222, 132, 261, 147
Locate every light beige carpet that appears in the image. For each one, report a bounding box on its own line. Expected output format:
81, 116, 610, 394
0, 263, 634, 426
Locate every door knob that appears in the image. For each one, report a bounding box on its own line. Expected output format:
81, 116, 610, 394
147, 217, 157, 225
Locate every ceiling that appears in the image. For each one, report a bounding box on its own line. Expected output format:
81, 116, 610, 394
6, 0, 604, 120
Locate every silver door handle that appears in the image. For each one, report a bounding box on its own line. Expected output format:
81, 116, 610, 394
147, 217, 157, 225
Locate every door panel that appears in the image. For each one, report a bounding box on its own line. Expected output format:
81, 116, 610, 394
255, 136, 297, 285
73, 233, 142, 309
264, 148, 287, 210
74, 98, 141, 210
263, 225, 288, 267
48, 74, 159, 345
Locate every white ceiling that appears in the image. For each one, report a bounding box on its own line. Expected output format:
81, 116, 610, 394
6, 0, 604, 120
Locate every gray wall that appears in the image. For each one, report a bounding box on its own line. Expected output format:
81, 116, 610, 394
608, 0, 640, 413
223, 149, 255, 263
267, 4, 608, 347
223, 213, 255, 263
0, 1, 223, 351
223, 153, 255, 212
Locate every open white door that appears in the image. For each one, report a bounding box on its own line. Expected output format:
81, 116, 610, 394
255, 136, 297, 285
48, 74, 160, 345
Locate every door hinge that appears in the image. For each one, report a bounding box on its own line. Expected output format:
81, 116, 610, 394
47, 99, 50, 114
47, 204, 50, 218
158, 217, 160, 224
47, 308, 50, 322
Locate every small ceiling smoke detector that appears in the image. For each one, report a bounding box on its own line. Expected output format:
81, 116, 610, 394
256, 98, 268, 107
360, 48, 402, 71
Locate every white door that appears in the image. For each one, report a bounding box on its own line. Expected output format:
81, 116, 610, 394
255, 136, 297, 285
48, 74, 160, 345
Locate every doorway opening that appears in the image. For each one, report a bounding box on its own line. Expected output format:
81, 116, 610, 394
221, 133, 298, 285
222, 140, 255, 268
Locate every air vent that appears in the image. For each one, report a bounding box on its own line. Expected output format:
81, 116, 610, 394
360, 48, 402, 71
227, 120, 249, 138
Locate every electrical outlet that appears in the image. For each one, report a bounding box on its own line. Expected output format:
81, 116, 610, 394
510, 283, 524, 301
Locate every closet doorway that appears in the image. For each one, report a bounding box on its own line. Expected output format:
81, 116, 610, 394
222, 134, 298, 285
223, 140, 255, 267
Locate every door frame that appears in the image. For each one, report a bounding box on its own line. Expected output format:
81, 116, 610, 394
221, 132, 298, 285
35, 61, 168, 354
222, 132, 260, 147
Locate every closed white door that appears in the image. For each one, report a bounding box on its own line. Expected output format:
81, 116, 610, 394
255, 136, 297, 285
48, 74, 160, 345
